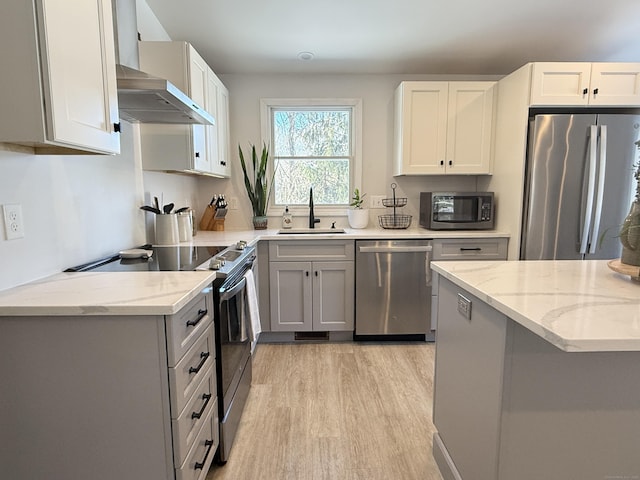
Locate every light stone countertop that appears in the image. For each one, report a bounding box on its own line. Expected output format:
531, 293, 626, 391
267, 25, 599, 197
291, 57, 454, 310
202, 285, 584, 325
431, 260, 640, 352
0, 228, 508, 317
190, 226, 510, 247
0, 271, 216, 316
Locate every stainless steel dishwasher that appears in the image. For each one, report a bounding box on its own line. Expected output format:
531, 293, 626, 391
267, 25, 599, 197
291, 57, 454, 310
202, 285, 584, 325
355, 239, 433, 340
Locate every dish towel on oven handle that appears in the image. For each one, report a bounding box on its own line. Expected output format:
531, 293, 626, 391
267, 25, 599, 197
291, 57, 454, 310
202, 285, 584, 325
244, 268, 261, 354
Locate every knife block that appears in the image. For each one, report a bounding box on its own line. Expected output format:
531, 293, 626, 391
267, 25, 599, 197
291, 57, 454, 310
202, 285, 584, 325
211, 219, 225, 231
199, 206, 226, 231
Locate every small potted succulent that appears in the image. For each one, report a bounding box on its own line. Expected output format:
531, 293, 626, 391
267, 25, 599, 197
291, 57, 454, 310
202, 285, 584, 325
347, 188, 369, 229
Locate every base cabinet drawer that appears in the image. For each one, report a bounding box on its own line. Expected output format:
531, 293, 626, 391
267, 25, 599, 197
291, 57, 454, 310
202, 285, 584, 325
432, 237, 508, 261
176, 402, 219, 480
169, 327, 215, 416
166, 287, 213, 367
172, 365, 217, 465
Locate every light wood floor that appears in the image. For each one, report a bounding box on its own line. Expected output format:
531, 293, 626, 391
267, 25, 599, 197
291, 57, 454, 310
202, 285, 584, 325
206, 342, 443, 480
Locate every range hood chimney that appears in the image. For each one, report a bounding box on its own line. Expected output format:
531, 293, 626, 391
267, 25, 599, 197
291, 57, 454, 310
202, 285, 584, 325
112, 0, 214, 125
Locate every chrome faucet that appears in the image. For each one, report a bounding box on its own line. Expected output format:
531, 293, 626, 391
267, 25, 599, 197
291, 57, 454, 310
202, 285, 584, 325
309, 187, 320, 229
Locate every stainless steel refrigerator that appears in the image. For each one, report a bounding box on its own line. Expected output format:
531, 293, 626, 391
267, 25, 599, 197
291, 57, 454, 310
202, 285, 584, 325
521, 113, 640, 260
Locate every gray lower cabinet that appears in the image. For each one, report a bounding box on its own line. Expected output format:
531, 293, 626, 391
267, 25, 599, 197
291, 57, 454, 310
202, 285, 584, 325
433, 276, 507, 480
433, 276, 640, 480
268, 240, 355, 332
0, 287, 218, 480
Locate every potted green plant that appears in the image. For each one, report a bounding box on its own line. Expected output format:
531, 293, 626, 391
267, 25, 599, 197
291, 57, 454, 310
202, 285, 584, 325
599, 159, 640, 267
620, 160, 640, 266
239, 143, 273, 229
347, 188, 369, 229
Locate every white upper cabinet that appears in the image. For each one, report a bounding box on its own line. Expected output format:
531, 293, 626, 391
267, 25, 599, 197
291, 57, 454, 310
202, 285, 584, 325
530, 62, 640, 106
394, 81, 495, 175
206, 72, 231, 178
0, 0, 120, 154
139, 41, 230, 178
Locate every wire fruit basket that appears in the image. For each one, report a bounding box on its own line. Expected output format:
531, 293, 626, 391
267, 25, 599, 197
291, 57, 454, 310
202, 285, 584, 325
378, 183, 412, 229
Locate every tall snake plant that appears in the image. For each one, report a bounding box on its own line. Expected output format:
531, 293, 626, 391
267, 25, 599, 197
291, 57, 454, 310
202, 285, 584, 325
239, 143, 274, 217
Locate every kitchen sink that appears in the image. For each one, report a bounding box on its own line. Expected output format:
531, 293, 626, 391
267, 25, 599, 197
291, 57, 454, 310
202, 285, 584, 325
278, 228, 346, 234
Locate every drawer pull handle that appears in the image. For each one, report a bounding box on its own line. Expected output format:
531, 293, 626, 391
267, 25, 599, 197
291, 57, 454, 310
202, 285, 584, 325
189, 352, 210, 374
459, 247, 482, 251
194, 439, 215, 470
186, 309, 208, 328
191, 393, 213, 419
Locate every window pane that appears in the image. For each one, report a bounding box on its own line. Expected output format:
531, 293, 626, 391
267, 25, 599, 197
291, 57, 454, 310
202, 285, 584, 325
273, 110, 350, 157
274, 158, 349, 205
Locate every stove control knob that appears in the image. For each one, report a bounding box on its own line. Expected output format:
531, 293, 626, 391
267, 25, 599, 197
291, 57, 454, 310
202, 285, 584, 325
236, 240, 247, 250
209, 259, 223, 270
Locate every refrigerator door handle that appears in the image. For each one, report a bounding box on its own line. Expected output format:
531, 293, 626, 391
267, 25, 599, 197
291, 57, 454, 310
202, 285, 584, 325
589, 125, 608, 254
580, 125, 598, 255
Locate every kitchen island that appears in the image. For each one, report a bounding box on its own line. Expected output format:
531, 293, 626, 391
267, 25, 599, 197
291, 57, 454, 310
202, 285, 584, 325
430, 260, 640, 480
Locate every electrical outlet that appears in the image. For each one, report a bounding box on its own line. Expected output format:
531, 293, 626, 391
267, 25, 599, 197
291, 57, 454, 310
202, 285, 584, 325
229, 197, 238, 210
370, 195, 385, 209
3, 204, 25, 240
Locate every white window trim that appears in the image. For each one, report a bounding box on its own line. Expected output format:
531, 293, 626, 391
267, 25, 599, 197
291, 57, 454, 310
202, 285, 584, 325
260, 98, 363, 217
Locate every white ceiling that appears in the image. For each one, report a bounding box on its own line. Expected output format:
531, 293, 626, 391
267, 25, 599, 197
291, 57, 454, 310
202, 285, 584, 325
144, 0, 640, 75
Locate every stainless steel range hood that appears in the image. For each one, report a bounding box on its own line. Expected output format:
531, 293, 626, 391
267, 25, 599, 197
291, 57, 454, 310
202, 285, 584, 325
112, 0, 214, 125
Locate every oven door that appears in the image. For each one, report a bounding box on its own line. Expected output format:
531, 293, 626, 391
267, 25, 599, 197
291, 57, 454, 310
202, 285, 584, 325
217, 273, 251, 416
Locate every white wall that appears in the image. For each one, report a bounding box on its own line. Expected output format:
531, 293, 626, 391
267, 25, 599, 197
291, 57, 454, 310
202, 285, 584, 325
0, 123, 146, 290
212, 73, 497, 230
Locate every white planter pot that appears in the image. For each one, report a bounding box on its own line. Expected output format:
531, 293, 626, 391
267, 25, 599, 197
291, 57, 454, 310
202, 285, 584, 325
347, 208, 369, 229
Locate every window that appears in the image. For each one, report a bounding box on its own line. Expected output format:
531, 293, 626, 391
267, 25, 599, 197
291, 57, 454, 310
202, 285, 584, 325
261, 98, 362, 215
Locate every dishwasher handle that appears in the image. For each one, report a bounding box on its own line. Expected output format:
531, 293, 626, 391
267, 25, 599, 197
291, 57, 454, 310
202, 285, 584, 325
358, 245, 433, 254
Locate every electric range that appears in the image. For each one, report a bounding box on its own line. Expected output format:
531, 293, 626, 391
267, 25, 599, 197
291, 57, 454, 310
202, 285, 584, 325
65, 244, 226, 272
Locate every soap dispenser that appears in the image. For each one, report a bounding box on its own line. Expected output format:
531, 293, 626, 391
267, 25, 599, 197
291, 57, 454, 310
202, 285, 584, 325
282, 206, 292, 229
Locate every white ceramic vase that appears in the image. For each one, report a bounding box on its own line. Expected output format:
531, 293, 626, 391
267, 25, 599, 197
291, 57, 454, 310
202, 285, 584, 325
347, 208, 369, 229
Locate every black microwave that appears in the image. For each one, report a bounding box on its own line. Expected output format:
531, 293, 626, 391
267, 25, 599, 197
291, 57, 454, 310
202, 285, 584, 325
420, 192, 495, 230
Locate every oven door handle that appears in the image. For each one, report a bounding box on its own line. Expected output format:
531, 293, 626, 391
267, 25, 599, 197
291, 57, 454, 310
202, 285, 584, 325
220, 276, 247, 302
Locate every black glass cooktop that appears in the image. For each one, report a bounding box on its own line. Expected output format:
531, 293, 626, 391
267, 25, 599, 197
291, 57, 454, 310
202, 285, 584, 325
66, 245, 225, 272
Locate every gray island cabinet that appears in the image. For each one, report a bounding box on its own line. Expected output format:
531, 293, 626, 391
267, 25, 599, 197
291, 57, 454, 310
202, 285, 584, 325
431, 260, 640, 480
0, 272, 219, 480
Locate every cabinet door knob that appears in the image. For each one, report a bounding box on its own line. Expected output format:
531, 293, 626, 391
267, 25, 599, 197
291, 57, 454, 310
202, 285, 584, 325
582, 88, 588, 96
440, 160, 444, 166
305, 271, 309, 277
113, 122, 121, 133
448, 160, 453, 166
195, 152, 200, 158
593, 88, 599, 96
